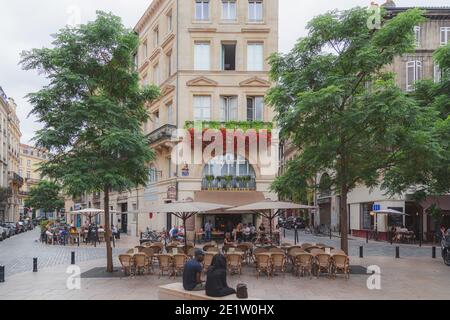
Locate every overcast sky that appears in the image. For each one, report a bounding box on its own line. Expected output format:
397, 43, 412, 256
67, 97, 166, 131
0, 0, 448, 144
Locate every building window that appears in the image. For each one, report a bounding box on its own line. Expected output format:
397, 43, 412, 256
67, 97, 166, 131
441, 27, 450, 46
167, 103, 174, 125
247, 43, 264, 71
148, 167, 159, 184
222, 0, 237, 20
406, 60, 422, 91
414, 26, 421, 47
222, 43, 236, 71
220, 96, 238, 121
153, 63, 160, 85
247, 96, 264, 121
193, 96, 211, 121
167, 12, 173, 33
153, 111, 160, 129
167, 51, 173, 77
27, 160, 30, 167
142, 41, 148, 59
133, 53, 138, 70
360, 203, 374, 230
195, 0, 210, 21
167, 157, 173, 178
194, 42, 210, 70
434, 64, 442, 83
248, 0, 263, 22
26, 171, 30, 179
153, 27, 159, 48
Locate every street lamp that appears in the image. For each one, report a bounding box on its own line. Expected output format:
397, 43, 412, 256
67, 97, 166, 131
370, 211, 378, 241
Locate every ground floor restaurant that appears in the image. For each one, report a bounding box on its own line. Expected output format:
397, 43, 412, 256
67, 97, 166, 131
311, 190, 450, 243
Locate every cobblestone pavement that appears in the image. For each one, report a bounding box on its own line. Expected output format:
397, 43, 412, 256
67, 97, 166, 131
0, 229, 129, 277
281, 229, 442, 258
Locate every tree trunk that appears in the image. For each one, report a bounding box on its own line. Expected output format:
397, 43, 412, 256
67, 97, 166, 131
104, 185, 113, 273
340, 185, 349, 255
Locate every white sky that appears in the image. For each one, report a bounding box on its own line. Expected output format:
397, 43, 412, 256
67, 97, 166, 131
0, 0, 448, 144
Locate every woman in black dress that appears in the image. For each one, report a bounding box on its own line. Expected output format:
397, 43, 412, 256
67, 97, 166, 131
206, 254, 236, 297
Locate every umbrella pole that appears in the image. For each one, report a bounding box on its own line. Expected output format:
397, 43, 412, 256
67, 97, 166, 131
183, 215, 187, 252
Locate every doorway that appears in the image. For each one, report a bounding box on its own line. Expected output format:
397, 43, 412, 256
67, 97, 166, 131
120, 203, 128, 233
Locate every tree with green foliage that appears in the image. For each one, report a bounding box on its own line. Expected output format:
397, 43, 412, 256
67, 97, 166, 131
267, 7, 440, 253
24, 181, 65, 218
21, 12, 160, 272
382, 44, 450, 198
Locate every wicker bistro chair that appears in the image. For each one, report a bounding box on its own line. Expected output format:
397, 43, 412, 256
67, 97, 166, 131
237, 244, 250, 264
119, 254, 135, 276
203, 252, 216, 273
271, 253, 286, 276
287, 247, 304, 265
134, 253, 151, 275
255, 254, 272, 278
149, 245, 162, 254
315, 253, 333, 278
126, 249, 135, 254
135, 246, 145, 252
222, 244, 237, 254
269, 248, 285, 254
330, 249, 346, 256
304, 246, 321, 253
187, 247, 196, 258
226, 253, 243, 275
157, 254, 174, 278
310, 248, 325, 256
173, 254, 189, 277
331, 254, 350, 279
151, 242, 164, 252
301, 243, 312, 249
206, 246, 220, 253
293, 253, 314, 279
166, 244, 179, 254
141, 247, 156, 270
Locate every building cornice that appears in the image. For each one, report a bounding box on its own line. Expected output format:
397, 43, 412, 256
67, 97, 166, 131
134, 0, 166, 34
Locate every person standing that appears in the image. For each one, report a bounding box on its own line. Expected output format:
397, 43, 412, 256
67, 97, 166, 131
205, 220, 212, 242
183, 250, 205, 291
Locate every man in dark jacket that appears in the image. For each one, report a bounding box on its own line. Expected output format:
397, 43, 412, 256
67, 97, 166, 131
183, 249, 205, 291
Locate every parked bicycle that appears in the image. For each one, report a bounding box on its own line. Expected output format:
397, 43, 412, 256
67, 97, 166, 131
140, 228, 165, 245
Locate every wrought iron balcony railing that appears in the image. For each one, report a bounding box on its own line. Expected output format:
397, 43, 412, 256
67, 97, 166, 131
201, 176, 256, 191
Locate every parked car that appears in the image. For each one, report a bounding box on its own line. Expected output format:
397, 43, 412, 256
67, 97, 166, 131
0, 226, 7, 241
0, 223, 16, 237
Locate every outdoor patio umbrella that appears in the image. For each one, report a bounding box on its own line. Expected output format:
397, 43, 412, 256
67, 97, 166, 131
150, 200, 232, 249
69, 208, 104, 224
227, 199, 317, 242
371, 209, 409, 241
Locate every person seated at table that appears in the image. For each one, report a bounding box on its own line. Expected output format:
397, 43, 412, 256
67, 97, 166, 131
243, 224, 251, 242
45, 228, 53, 244
249, 223, 256, 237
236, 223, 243, 243
169, 225, 179, 241
183, 249, 205, 291
206, 254, 236, 298
224, 232, 233, 245
98, 225, 105, 233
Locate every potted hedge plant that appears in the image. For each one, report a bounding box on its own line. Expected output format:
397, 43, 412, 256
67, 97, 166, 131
236, 176, 243, 190
242, 175, 251, 190
205, 175, 215, 190
224, 175, 233, 190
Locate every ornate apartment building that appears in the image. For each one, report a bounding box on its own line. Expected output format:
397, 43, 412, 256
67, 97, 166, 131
0, 86, 23, 223
18, 144, 49, 216
280, 4, 450, 241
66, 0, 279, 238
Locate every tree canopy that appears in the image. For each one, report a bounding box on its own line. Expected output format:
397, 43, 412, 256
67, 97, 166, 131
24, 180, 65, 215
267, 7, 440, 252
21, 11, 160, 271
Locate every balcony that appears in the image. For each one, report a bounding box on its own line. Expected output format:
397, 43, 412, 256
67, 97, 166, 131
9, 172, 24, 188
146, 124, 177, 147
184, 121, 273, 131
201, 175, 256, 191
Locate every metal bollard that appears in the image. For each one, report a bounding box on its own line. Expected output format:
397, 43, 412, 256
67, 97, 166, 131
33, 258, 38, 272
329, 228, 332, 240
432, 246, 436, 259
366, 231, 369, 243
359, 246, 363, 258
395, 246, 400, 259
71, 252, 75, 265
0, 265, 4, 283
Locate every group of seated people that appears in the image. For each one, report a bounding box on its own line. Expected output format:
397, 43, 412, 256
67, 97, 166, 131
183, 249, 236, 298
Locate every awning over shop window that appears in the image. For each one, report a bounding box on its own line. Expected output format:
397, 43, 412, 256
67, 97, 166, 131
420, 195, 450, 211
194, 191, 266, 213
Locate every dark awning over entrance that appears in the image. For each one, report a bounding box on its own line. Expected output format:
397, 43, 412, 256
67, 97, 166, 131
194, 191, 266, 213
419, 195, 450, 212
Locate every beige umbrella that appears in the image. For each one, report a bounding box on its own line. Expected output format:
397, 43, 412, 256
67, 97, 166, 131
70, 208, 104, 223
227, 199, 317, 241
151, 200, 232, 248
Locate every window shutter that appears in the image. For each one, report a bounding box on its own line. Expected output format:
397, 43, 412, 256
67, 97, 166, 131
230, 97, 238, 120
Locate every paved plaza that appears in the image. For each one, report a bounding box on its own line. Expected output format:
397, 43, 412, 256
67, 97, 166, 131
0, 229, 449, 300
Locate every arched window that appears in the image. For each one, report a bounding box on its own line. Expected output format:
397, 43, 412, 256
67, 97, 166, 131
203, 154, 255, 177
